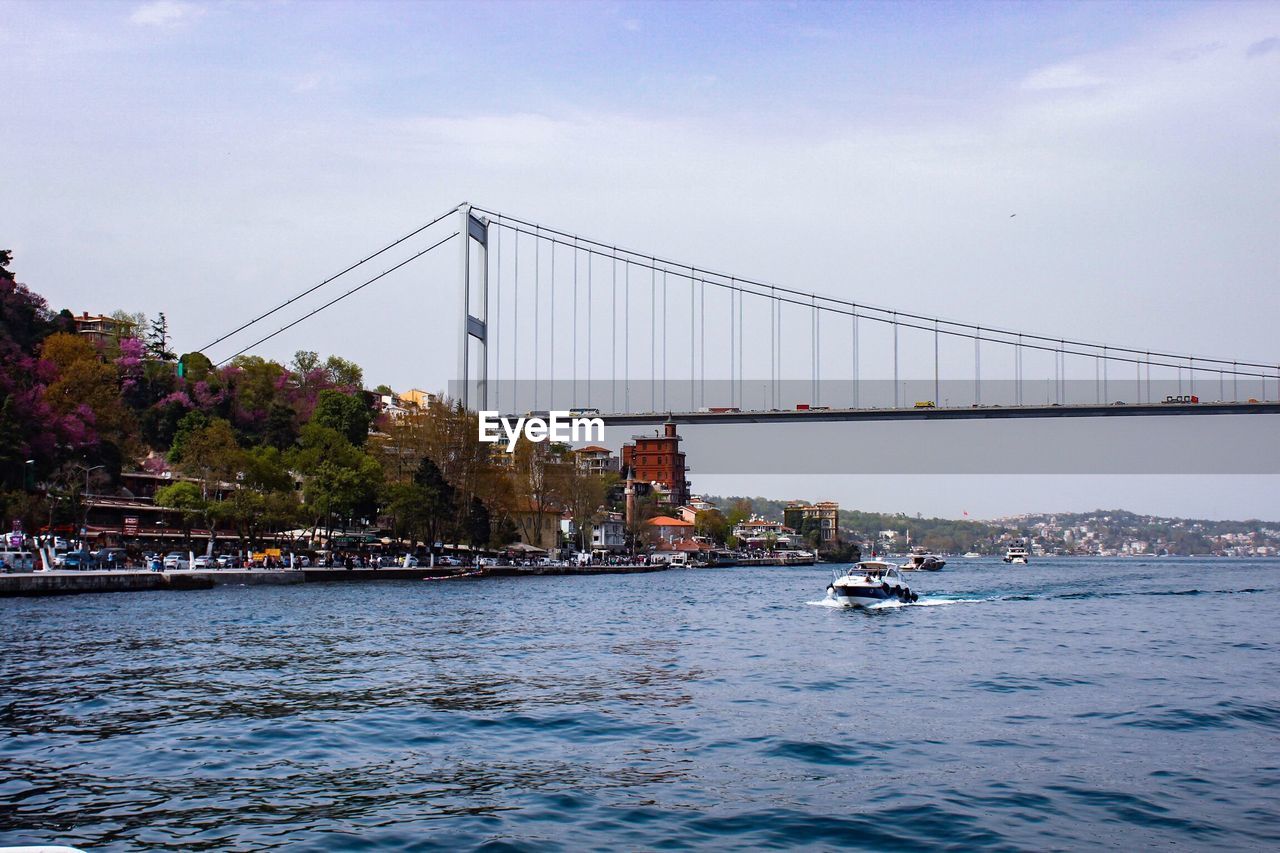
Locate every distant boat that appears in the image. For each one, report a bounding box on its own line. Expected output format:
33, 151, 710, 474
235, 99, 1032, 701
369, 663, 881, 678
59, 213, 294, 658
900, 549, 946, 571
1003, 542, 1029, 565
963, 551, 981, 558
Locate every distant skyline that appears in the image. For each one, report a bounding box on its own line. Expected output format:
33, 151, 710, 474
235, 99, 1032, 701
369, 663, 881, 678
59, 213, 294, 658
4, 0, 1278, 518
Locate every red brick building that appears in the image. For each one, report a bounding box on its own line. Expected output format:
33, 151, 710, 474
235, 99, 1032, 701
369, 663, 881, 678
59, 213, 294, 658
620, 420, 690, 508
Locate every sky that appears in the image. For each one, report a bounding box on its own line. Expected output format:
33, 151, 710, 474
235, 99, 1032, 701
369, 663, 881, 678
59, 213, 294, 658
3, 0, 1279, 520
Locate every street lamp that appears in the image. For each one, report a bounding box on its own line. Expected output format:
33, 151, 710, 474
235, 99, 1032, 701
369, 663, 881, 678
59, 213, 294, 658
75, 464, 105, 553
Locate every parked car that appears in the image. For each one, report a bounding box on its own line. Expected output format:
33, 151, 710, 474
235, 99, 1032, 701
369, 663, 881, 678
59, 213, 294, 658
62, 552, 99, 570
192, 555, 214, 569
94, 548, 129, 568
163, 552, 190, 570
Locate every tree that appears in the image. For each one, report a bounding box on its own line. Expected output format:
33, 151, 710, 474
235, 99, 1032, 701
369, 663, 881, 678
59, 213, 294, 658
725, 498, 753, 528
41, 332, 138, 463
177, 351, 214, 382
510, 440, 570, 549
288, 423, 383, 537
146, 313, 176, 361
264, 402, 299, 450
694, 508, 730, 544
168, 410, 211, 463
292, 350, 320, 375
110, 309, 147, 333
156, 480, 205, 549
562, 467, 615, 552
412, 454, 457, 547
312, 389, 373, 447
176, 419, 244, 490
464, 496, 491, 549
324, 355, 363, 390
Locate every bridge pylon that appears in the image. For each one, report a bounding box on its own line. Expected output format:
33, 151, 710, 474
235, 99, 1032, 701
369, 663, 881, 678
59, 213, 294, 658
457, 203, 489, 410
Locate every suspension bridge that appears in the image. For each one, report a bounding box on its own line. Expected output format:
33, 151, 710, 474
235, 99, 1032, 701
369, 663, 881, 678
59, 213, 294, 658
204, 202, 1280, 427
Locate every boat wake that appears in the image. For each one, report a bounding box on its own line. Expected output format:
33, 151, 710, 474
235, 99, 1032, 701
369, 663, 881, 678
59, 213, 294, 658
807, 596, 981, 609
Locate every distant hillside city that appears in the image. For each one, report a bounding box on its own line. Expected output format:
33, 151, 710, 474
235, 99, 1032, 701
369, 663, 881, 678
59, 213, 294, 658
710, 497, 1280, 558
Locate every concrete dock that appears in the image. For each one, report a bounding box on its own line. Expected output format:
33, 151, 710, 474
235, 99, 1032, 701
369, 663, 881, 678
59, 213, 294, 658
1, 563, 670, 597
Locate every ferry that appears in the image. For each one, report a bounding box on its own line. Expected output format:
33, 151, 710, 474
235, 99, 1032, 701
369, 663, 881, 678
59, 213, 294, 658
1003, 543, 1029, 565
826, 560, 917, 608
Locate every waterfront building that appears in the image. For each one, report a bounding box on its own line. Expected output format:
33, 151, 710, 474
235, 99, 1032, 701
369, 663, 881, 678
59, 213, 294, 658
732, 517, 801, 550
509, 502, 563, 551
646, 515, 695, 545
620, 419, 690, 508
591, 512, 627, 553
783, 501, 841, 543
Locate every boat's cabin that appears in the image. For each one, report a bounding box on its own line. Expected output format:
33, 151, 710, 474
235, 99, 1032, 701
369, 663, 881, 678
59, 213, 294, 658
842, 561, 904, 583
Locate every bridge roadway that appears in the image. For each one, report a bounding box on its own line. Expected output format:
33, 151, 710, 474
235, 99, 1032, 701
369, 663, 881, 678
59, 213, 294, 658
589, 400, 1280, 427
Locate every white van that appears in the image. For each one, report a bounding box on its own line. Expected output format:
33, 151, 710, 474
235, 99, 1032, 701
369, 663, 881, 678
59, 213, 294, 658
0, 550, 38, 572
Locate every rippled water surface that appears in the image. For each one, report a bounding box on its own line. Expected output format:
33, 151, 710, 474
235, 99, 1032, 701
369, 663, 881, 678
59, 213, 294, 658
3, 558, 1279, 850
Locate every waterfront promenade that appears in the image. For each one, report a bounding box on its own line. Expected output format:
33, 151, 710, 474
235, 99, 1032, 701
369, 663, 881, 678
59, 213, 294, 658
0, 563, 671, 596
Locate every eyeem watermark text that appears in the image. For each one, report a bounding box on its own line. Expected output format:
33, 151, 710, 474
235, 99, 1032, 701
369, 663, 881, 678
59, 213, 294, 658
478, 411, 605, 451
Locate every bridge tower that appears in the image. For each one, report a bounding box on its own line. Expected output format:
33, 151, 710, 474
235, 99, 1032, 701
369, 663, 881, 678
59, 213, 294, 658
457, 203, 489, 410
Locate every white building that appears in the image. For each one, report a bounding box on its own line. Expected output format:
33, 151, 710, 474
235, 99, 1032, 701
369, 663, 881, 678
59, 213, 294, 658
591, 512, 626, 553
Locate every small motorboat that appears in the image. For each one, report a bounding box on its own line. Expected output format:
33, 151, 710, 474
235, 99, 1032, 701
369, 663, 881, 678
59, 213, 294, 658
900, 549, 946, 571
963, 551, 981, 558
826, 560, 917, 608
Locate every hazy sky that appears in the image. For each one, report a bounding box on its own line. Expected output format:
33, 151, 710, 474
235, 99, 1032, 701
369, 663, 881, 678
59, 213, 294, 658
4, 1, 1278, 519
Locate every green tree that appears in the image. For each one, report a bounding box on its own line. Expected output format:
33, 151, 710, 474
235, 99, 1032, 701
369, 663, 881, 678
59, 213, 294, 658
725, 498, 753, 528
289, 423, 382, 536
464, 496, 491, 549
324, 355, 363, 389
167, 410, 211, 464
177, 351, 214, 382
156, 480, 205, 549
694, 508, 730, 544
312, 389, 372, 447
264, 402, 298, 450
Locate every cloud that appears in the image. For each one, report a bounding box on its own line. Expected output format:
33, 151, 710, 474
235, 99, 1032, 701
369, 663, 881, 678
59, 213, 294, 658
130, 1, 206, 29
1247, 36, 1280, 57
1020, 63, 1105, 91
623, 18, 641, 32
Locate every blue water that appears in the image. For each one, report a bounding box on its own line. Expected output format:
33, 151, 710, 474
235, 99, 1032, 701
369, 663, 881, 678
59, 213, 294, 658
2, 558, 1279, 850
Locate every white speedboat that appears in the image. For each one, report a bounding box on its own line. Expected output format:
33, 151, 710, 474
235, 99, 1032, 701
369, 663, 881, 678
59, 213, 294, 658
900, 550, 945, 571
963, 551, 981, 558
826, 560, 917, 608
1003, 543, 1029, 565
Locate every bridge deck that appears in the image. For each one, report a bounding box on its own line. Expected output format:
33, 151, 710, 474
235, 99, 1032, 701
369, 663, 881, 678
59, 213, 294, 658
590, 401, 1280, 426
